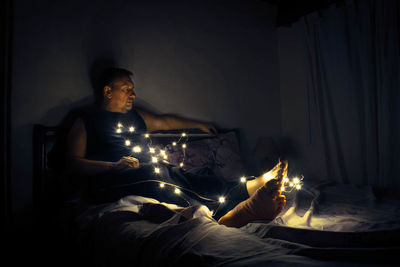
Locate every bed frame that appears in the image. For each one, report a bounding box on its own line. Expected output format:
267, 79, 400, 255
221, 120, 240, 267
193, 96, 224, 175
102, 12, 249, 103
32, 124, 400, 267
32, 124, 236, 225
33, 124, 62, 224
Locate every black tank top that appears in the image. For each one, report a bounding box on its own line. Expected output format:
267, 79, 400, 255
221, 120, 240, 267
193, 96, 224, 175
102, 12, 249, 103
81, 108, 150, 163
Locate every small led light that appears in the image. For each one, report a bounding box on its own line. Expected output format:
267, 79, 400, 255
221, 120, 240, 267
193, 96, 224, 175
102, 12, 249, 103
116, 128, 122, 133
154, 167, 160, 174
281, 186, 285, 192
132, 146, 142, 153
149, 147, 155, 153
182, 132, 187, 137
144, 134, 150, 138
179, 162, 184, 167
289, 182, 294, 187
172, 142, 177, 146
218, 196, 225, 203
240, 177, 247, 183
152, 157, 158, 163
182, 144, 187, 149
263, 172, 274, 181
283, 177, 289, 183
174, 188, 181, 194
163, 154, 168, 160
293, 177, 300, 184
296, 184, 301, 190
160, 150, 166, 155
129, 126, 135, 132
159, 183, 165, 188
125, 140, 131, 146
117, 122, 123, 128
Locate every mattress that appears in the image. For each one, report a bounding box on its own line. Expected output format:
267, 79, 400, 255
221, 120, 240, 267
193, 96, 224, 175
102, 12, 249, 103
73, 178, 400, 266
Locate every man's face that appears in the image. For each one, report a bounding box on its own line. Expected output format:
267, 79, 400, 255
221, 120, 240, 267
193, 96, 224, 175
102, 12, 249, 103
106, 75, 136, 113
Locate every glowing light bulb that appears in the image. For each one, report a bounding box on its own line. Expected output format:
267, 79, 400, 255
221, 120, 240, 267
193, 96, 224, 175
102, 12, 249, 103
296, 184, 301, 190
163, 154, 168, 160
172, 142, 177, 146
129, 126, 135, 132
263, 172, 274, 181
132, 146, 142, 153
154, 167, 160, 174
182, 144, 187, 149
182, 132, 187, 137
179, 162, 184, 167
218, 196, 225, 203
293, 177, 300, 184
160, 150, 166, 155
240, 177, 247, 183
152, 157, 158, 163
117, 122, 123, 128
283, 177, 289, 183
174, 188, 181, 194
144, 134, 150, 138
116, 128, 122, 133
149, 147, 155, 153
159, 183, 165, 188
289, 182, 294, 187
281, 186, 285, 192
125, 140, 131, 146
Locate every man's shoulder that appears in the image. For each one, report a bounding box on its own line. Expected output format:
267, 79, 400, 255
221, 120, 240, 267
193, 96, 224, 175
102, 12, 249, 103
79, 107, 103, 120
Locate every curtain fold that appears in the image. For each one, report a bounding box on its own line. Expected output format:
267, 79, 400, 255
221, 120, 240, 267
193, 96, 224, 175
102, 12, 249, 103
302, 0, 400, 187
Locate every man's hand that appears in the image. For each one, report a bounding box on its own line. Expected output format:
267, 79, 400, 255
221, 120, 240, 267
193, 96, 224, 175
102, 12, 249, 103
197, 122, 218, 136
112, 156, 140, 169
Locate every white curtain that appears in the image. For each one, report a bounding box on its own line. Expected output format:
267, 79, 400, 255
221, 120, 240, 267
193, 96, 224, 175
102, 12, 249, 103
302, 0, 400, 187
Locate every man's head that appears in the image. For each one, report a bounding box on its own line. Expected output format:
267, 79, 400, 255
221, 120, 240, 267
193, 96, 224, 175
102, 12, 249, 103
100, 68, 136, 113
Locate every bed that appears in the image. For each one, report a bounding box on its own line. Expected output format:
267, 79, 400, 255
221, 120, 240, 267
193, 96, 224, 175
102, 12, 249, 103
33, 124, 400, 266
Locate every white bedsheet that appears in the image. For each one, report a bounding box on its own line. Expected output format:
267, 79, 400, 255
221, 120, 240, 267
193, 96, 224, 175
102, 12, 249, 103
75, 180, 400, 266
278, 180, 400, 232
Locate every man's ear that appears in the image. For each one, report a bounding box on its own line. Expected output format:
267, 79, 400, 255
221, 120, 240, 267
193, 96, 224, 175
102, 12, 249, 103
104, 85, 112, 100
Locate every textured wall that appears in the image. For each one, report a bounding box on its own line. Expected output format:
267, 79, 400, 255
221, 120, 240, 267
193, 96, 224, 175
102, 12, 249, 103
12, 0, 280, 226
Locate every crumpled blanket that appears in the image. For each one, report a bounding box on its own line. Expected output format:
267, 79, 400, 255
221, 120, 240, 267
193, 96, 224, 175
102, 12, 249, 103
277, 179, 400, 232
75, 183, 400, 267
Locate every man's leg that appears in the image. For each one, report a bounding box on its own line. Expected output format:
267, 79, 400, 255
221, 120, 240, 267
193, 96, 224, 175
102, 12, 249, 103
218, 160, 288, 228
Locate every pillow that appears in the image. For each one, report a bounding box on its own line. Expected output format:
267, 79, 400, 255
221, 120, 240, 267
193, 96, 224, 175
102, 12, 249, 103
165, 131, 245, 181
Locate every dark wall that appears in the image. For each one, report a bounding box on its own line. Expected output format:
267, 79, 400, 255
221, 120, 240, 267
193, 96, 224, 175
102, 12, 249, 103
11, 0, 280, 227
1, 0, 12, 230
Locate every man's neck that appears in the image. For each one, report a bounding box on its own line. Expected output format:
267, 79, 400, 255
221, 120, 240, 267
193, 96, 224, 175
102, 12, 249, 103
102, 103, 128, 114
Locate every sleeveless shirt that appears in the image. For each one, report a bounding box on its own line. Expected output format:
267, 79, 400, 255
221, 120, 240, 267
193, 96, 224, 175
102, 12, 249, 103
81, 108, 150, 163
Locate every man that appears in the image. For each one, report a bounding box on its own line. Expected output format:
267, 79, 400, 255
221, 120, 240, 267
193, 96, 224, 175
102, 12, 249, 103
67, 68, 217, 175
66, 67, 286, 227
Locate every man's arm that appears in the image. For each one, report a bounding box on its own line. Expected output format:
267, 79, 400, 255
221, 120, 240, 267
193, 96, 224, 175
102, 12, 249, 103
66, 118, 139, 176
137, 109, 217, 135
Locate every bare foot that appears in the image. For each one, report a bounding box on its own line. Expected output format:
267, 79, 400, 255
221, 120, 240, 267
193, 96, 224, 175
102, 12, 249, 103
218, 178, 287, 228
246, 159, 288, 197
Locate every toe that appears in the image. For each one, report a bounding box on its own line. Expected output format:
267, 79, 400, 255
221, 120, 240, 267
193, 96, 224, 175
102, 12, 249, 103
276, 195, 286, 204
276, 195, 286, 201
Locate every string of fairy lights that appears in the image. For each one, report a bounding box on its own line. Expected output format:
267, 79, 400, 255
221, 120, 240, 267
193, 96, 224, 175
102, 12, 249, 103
115, 122, 304, 216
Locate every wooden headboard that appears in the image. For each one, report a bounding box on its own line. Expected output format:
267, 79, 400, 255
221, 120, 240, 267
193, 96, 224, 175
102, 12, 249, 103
33, 124, 63, 222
